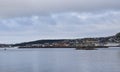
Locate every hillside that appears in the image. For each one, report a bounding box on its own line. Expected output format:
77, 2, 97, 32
12, 32, 120, 49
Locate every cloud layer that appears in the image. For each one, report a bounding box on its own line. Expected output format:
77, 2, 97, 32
0, 10, 120, 43
0, 0, 120, 18
0, 0, 120, 43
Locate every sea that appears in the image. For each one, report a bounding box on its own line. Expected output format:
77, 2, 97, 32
0, 47, 120, 72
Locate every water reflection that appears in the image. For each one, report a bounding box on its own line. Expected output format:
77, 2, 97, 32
0, 48, 120, 72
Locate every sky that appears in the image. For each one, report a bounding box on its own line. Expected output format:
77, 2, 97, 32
0, 0, 120, 43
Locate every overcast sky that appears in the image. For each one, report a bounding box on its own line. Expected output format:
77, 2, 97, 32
0, 0, 120, 43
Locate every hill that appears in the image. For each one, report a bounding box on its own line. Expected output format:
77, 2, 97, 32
12, 32, 120, 49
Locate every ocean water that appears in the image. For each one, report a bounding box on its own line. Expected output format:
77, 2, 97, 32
0, 48, 120, 72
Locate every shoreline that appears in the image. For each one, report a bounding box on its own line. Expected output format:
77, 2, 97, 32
18, 46, 109, 50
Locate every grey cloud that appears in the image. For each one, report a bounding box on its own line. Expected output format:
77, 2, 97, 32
0, 0, 120, 18
0, 10, 120, 33
0, 10, 120, 43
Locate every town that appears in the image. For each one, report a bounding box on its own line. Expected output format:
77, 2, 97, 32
0, 32, 120, 50
10, 32, 120, 50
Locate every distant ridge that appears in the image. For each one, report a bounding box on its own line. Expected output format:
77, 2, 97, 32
11, 32, 120, 49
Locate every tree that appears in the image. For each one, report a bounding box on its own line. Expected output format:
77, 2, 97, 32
115, 32, 120, 41
116, 32, 120, 37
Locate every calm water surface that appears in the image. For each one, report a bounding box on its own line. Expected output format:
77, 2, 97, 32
0, 48, 120, 72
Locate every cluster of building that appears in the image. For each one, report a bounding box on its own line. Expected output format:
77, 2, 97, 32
76, 38, 120, 47
17, 32, 120, 48
18, 38, 120, 48
20, 40, 75, 48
